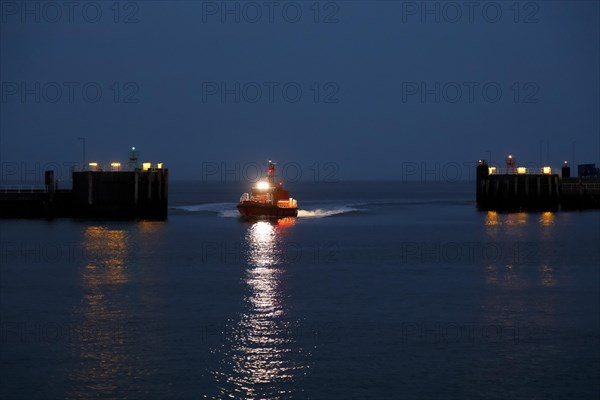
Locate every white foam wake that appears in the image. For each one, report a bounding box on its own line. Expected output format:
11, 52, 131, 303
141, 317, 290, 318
297, 206, 362, 218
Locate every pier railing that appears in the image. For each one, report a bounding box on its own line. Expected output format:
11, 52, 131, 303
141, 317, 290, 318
561, 182, 600, 191
0, 185, 48, 193
486, 167, 555, 175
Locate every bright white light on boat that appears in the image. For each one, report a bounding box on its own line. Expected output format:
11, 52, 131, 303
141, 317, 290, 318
256, 181, 270, 190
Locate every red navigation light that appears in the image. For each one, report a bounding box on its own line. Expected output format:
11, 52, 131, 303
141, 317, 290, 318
279, 181, 283, 186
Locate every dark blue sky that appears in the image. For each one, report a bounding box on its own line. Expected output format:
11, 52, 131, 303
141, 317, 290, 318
1, 1, 598, 181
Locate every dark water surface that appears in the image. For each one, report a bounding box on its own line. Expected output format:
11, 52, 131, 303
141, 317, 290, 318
1, 182, 599, 399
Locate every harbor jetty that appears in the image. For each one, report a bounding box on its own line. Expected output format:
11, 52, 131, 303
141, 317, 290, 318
0, 149, 168, 220
476, 156, 600, 211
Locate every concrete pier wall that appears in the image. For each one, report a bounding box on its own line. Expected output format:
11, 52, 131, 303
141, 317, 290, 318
476, 162, 600, 211
0, 169, 168, 220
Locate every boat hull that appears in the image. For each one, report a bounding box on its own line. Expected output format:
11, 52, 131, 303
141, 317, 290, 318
237, 203, 298, 218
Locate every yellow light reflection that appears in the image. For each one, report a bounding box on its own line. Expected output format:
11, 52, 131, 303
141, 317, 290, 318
276, 217, 297, 227
505, 212, 527, 225
540, 211, 554, 227
82, 226, 128, 285
69, 226, 137, 398
484, 212, 530, 241
485, 211, 499, 226
138, 220, 165, 233
216, 220, 303, 398
485, 211, 528, 227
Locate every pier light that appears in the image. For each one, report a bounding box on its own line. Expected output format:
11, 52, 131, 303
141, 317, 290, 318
88, 162, 98, 171
157, 163, 163, 169
542, 166, 551, 174
110, 162, 121, 171
517, 167, 527, 174
488, 166, 497, 175
256, 181, 270, 190
142, 162, 152, 171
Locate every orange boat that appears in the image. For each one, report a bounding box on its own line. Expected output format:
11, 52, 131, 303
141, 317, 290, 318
237, 161, 298, 218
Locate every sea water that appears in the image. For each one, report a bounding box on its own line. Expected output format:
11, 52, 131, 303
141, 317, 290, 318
1, 181, 599, 399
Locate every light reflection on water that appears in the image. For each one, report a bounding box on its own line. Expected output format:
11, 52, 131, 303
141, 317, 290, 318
68, 226, 138, 399
483, 211, 557, 288
214, 219, 306, 399
540, 211, 554, 227
480, 211, 559, 378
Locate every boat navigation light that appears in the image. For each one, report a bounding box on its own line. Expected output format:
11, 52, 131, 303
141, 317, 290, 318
256, 181, 270, 190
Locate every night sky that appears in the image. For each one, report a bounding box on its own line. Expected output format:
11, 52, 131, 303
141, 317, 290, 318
1, 1, 598, 181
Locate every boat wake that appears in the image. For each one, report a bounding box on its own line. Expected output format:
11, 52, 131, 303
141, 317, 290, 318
173, 203, 363, 219
297, 206, 362, 218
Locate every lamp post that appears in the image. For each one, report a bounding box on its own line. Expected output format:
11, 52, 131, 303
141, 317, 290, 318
485, 150, 491, 165
77, 137, 86, 170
